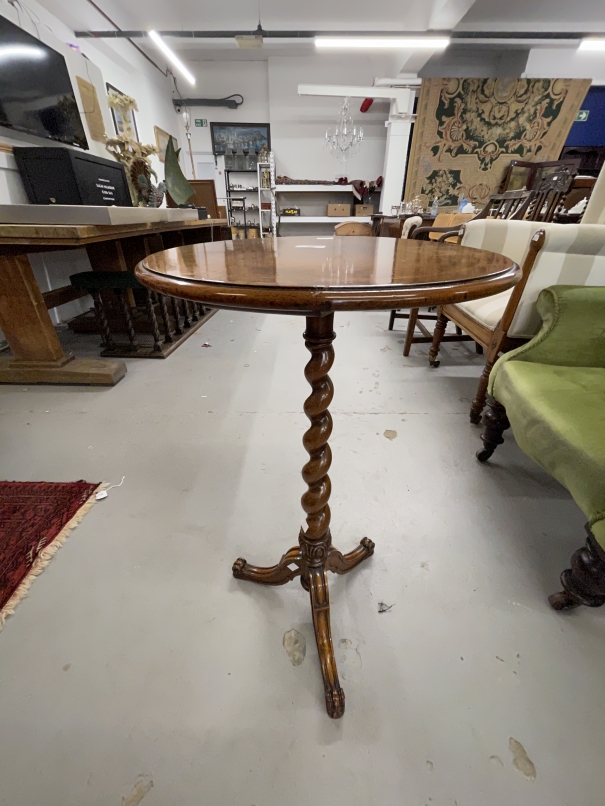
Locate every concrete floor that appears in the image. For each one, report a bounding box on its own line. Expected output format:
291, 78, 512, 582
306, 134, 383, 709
0, 310, 603, 806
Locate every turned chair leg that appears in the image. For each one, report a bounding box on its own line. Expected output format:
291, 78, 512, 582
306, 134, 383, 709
403, 308, 419, 357
428, 310, 448, 368
470, 359, 495, 425
549, 528, 605, 611
476, 395, 510, 462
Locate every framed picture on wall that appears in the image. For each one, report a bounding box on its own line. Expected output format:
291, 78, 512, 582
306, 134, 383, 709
154, 126, 178, 163
106, 83, 139, 141
210, 122, 270, 155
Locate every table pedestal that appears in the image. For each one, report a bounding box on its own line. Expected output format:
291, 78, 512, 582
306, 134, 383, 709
233, 313, 375, 718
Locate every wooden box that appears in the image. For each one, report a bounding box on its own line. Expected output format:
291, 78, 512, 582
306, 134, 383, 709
327, 203, 351, 216
355, 204, 374, 216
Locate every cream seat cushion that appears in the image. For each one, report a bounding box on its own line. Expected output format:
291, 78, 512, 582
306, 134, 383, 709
455, 288, 512, 329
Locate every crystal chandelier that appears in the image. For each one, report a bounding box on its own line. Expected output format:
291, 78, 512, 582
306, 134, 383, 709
325, 98, 363, 164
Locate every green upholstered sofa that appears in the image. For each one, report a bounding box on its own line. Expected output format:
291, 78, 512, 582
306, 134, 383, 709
477, 285, 605, 612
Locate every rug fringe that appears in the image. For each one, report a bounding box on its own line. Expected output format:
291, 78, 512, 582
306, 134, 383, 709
0, 483, 106, 632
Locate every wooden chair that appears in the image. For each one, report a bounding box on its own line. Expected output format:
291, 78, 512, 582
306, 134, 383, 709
334, 221, 372, 236
391, 191, 533, 353
524, 166, 577, 223
427, 220, 605, 423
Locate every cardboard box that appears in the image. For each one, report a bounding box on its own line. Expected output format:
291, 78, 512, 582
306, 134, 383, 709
327, 203, 351, 217
355, 204, 374, 216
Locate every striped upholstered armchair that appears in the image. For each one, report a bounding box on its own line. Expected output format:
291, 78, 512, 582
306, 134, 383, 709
428, 220, 605, 423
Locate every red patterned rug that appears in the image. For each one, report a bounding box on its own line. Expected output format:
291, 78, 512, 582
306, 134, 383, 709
0, 481, 101, 630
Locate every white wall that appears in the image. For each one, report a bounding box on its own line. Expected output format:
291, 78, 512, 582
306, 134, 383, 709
268, 55, 389, 183
0, 0, 183, 323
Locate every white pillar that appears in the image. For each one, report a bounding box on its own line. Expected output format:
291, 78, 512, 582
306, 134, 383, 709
379, 90, 415, 213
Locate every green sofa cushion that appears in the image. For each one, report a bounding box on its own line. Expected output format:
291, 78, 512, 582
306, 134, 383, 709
493, 361, 605, 545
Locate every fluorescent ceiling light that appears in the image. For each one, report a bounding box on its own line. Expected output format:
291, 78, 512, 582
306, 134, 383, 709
578, 38, 605, 51
0, 44, 46, 63
148, 30, 195, 85
315, 37, 449, 50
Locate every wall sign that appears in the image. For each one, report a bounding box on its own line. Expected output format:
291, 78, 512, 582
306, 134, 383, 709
576, 110, 590, 122
195, 119, 208, 127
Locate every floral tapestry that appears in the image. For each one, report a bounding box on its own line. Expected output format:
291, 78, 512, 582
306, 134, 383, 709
404, 78, 590, 209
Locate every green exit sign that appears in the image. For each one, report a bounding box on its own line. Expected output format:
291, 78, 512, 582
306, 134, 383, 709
576, 110, 590, 122
195, 119, 208, 127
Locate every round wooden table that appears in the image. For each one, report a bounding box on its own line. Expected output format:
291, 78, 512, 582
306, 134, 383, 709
135, 235, 520, 719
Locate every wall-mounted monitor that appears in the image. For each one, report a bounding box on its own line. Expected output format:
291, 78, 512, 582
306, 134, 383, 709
0, 14, 88, 149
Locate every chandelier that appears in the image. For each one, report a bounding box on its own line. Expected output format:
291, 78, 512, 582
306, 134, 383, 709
325, 98, 363, 164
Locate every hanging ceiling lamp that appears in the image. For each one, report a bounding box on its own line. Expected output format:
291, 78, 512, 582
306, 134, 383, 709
325, 98, 363, 164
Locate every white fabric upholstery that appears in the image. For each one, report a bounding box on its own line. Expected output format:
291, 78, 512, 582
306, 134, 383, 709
401, 215, 423, 238
582, 163, 605, 225
455, 219, 548, 330
453, 220, 605, 337
509, 224, 605, 336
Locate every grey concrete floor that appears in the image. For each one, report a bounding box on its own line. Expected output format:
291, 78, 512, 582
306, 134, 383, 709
0, 310, 603, 806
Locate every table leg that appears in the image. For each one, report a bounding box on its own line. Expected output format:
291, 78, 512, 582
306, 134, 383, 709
232, 313, 375, 718
0, 252, 126, 385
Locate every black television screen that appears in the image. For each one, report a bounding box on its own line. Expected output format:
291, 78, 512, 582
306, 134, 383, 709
0, 15, 88, 149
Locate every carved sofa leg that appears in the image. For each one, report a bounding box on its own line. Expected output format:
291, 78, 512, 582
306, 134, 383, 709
476, 395, 510, 462
549, 528, 605, 611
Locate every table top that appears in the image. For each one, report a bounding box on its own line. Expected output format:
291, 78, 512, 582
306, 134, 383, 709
0, 218, 227, 248
135, 235, 521, 315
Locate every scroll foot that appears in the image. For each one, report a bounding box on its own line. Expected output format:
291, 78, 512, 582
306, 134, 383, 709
232, 546, 302, 586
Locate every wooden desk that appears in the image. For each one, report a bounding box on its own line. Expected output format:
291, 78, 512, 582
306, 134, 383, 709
0, 218, 227, 386
135, 235, 520, 718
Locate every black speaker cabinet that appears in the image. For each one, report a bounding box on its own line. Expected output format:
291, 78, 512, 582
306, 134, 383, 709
13, 147, 133, 207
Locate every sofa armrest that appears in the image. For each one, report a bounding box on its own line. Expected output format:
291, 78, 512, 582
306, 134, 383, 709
489, 285, 605, 393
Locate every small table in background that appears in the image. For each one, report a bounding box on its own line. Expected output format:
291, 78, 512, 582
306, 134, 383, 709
0, 218, 227, 386
135, 235, 520, 718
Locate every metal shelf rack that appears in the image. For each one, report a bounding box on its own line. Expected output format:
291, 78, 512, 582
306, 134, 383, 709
257, 151, 276, 239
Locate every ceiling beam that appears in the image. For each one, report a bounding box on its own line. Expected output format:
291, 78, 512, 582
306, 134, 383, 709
73, 30, 604, 41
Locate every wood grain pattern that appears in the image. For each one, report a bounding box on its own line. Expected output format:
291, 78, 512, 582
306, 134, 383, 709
136, 236, 520, 315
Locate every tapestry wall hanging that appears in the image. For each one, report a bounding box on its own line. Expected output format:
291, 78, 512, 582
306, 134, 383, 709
404, 78, 591, 209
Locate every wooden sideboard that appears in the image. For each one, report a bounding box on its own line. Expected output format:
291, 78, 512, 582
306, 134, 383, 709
0, 217, 228, 386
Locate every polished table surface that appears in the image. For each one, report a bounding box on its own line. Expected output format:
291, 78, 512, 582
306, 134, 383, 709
137, 235, 519, 313
135, 236, 520, 718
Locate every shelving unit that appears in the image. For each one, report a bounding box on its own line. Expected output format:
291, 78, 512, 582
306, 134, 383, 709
276, 184, 380, 235
257, 152, 277, 238
278, 216, 371, 224
225, 169, 259, 238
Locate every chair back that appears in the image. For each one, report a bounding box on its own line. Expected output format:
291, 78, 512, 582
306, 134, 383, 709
509, 224, 605, 337
334, 221, 372, 236
525, 167, 576, 223
461, 219, 548, 267
401, 215, 423, 238
582, 163, 605, 225
474, 190, 533, 221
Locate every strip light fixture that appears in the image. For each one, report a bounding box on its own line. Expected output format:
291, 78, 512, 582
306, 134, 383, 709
579, 38, 605, 51
315, 36, 450, 49
148, 30, 196, 84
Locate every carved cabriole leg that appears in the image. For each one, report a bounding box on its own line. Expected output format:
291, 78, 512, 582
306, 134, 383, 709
429, 309, 447, 367
232, 313, 374, 719
549, 528, 605, 611
476, 395, 510, 462
232, 546, 302, 585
